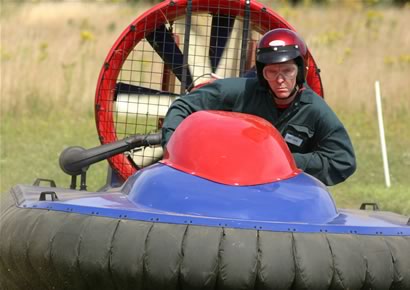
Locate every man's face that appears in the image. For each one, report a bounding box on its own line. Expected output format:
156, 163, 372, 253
263, 60, 298, 99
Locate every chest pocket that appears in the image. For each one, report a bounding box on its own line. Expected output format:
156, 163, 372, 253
283, 124, 314, 153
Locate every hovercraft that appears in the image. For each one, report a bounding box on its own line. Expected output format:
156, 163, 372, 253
1, 110, 410, 290
1, 0, 409, 289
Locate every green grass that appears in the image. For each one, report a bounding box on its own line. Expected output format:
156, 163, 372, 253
1, 110, 409, 215
331, 109, 410, 215
0, 112, 107, 197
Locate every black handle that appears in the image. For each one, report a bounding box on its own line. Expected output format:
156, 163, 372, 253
359, 202, 380, 211
59, 133, 161, 176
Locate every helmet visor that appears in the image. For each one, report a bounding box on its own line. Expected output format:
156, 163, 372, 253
256, 46, 301, 65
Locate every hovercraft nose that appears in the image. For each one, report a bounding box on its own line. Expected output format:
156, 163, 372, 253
162, 110, 301, 186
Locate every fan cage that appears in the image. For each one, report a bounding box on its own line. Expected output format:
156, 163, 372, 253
95, 0, 323, 181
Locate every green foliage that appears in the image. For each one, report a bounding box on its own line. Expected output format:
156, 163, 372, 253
38, 42, 48, 62
392, 0, 410, 6
384, 54, 410, 66
0, 47, 13, 61
365, 9, 384, 28
80, 30, 95, 43
311, 30, 345, 46
107, 22, 117, 33
399, 54, 410, 64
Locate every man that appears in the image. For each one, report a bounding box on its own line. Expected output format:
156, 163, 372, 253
161, 28, 356, 186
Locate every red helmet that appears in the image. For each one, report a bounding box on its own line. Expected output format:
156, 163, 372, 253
256, 28, 308, 86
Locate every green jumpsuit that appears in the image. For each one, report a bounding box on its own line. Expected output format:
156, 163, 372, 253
161, 77, 356, 186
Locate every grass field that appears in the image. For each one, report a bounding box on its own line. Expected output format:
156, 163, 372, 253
1, 1, 409, 215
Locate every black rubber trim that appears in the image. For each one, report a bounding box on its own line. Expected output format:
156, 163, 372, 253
1, 205, 409, 290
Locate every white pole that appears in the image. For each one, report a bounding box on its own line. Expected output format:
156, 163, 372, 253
375, 80, 391, 188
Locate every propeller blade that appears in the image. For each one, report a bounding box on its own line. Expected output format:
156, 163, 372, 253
145, 25, 193, 88
209, 14, 236, 73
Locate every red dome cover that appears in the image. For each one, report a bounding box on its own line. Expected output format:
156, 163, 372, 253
161, 111, 300, 185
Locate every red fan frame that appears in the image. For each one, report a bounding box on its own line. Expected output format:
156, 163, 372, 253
95, 0, 324, 181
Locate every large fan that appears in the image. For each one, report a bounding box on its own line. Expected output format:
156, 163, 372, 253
95, 0, 323, 181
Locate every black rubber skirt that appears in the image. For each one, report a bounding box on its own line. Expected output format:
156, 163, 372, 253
1, 203, 410, 290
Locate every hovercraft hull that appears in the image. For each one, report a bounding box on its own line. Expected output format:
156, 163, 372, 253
1, 170, 409, 290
